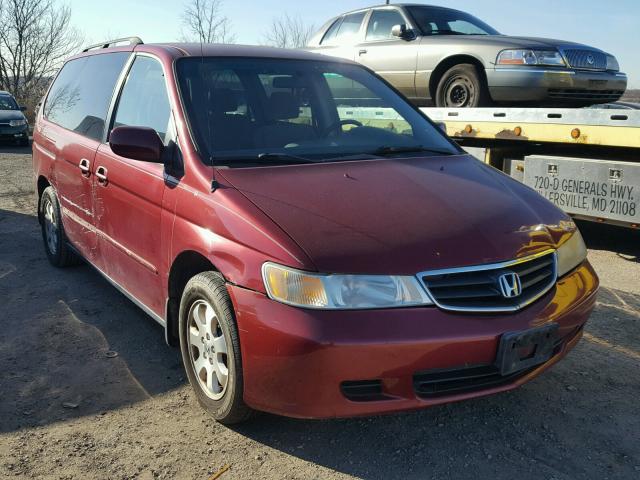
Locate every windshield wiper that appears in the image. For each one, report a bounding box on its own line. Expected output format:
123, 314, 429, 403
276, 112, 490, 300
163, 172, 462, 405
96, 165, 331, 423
371, 145, 456, 156
215, 152, 317, 166
428, 30, 466, 36
257, 153, 316, 164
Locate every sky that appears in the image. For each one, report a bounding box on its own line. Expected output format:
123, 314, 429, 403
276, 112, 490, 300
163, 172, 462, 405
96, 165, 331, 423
67, 0, 639, 88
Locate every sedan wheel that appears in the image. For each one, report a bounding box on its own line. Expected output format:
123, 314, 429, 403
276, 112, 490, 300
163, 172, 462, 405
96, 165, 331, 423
435, 63, 491, 108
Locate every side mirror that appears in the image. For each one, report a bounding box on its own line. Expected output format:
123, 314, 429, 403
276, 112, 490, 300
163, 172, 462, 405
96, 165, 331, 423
19, 106, 27, 111
109, 126, 164, 163
391, 24, 413, 40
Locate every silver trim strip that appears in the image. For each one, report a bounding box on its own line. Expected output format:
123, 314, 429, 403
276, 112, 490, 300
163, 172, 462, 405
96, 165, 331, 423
423, 107, 640, 128
416, 250, 558, 313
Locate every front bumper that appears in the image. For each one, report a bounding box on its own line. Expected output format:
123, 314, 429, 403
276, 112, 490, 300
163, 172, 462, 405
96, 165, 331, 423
229, 261, 599, 419
487, 67, 627, 104
0, 124, 29, 142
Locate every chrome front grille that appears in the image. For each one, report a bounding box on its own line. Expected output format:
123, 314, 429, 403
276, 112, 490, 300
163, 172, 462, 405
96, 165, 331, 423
419, 251, 557, 313
563, 49, 607, 71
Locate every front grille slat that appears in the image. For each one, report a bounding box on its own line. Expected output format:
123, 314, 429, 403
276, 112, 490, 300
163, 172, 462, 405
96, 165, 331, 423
563, 49, 607, 71
548, 89, 624, 101
419, 251, 557, 313
430, 285, 500, 300
520, 270, 553, 290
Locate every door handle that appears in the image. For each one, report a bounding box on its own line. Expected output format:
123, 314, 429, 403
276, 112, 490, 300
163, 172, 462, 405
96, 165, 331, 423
79, 158, 91, 177
95, 166, 108, 185
358, 49, 368, 55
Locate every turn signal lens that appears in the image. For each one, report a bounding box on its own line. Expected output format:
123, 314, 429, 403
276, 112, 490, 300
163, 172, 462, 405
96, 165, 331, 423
262, 263, 433, 310
556, 230, 587, 277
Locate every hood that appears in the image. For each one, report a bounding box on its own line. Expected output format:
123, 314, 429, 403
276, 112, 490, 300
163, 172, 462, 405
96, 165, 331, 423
497, 35, 604, 52
439, 35, 604, 53
0, 110, 26, 121
218, 155, 571, 275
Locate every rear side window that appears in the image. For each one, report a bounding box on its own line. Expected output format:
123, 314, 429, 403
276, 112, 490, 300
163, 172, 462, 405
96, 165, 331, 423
335, 12, 366, 43
112, 56, 171, 143
44, 52, 129, 141
366, 10, 406, 41
320, 18, 342, 45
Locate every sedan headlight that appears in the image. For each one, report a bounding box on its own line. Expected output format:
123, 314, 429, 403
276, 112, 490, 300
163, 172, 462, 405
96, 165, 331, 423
556, 230, 587, 277
606, 55, 619, 72
262, 262, 433, 309
9, 119, 27, 127
497, 49, 566, 67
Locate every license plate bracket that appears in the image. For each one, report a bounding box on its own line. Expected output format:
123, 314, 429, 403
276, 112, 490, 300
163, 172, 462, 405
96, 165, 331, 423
496, 324, 559, 376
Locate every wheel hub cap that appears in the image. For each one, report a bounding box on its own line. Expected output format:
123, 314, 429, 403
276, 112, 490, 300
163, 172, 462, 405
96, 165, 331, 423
445, 75, 476, 107
187, 299, 229, 400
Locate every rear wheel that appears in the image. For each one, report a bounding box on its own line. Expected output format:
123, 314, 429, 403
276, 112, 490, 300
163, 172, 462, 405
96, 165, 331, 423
39, 186, 79, 267
435, 64, 491, 108
178, 271, 254, 424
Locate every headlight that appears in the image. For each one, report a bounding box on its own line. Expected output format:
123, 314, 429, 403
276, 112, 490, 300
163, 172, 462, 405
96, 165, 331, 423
262, 262, 433, 309
556, 230, 587, 277
497, 49, 566, 67
9, 119, 27, 127
606, 55, 619, 71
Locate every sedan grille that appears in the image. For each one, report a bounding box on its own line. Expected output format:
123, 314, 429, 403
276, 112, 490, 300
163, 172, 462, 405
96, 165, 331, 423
563, 49, 607, 71
419, 251, 556, 313
548, 89, 624, 101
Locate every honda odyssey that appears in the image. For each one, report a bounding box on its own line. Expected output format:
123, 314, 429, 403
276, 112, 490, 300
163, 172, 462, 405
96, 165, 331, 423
33, 38, 598, 423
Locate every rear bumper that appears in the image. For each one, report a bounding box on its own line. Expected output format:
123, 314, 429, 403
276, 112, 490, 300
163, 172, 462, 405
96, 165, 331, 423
487, 68, 627, 104
229, 261, 599, 419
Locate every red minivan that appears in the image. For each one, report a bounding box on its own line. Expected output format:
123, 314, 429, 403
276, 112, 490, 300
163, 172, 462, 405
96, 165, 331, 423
33, 38, 598, 424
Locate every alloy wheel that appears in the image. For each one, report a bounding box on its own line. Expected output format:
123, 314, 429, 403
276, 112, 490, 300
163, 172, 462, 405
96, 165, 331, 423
187, 299, 229, 400
43, 198, 58, 255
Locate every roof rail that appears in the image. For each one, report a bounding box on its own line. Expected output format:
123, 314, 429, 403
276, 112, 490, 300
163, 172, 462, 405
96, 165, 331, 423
82, 37, 143, 52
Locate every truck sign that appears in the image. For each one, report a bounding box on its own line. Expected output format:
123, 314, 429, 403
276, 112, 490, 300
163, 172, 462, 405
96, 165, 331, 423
524, 156, 639, 224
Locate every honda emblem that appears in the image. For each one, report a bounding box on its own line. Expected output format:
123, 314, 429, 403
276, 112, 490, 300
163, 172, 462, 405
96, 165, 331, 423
498, 272, 522, 298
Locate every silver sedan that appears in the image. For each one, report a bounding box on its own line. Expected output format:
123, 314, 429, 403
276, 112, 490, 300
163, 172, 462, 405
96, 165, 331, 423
306, 3, 627, 108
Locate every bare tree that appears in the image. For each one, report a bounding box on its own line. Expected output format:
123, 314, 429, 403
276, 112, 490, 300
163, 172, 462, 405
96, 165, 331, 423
181, 0, 235, 44
262, 14, 315, 49
0, 0, 83, 112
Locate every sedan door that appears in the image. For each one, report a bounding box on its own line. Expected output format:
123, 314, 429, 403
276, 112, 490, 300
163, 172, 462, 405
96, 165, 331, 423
92, 55, 173, 318
354, 8, 420, 101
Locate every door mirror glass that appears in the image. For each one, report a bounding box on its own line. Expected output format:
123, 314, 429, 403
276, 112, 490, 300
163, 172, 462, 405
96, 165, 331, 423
109, 126, 163, 163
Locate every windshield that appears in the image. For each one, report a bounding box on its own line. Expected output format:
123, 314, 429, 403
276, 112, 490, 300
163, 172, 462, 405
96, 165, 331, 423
0, 95, 19, 110
407, 6, 499, 36
176, 57, 460, 166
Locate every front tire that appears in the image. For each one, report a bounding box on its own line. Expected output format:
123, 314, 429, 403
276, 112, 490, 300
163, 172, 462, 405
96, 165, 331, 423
178, 271, 254, 424
39, 186, 79, 267
435, 64, 491, 108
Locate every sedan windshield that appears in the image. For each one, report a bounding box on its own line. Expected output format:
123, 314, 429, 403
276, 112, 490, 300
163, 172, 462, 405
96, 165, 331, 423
0, 95, 19, 110
176, 58, 460, 166
407, 6, 499, 36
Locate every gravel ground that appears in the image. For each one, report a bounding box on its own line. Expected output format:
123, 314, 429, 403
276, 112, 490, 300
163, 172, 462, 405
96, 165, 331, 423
0, 145, 639, 480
